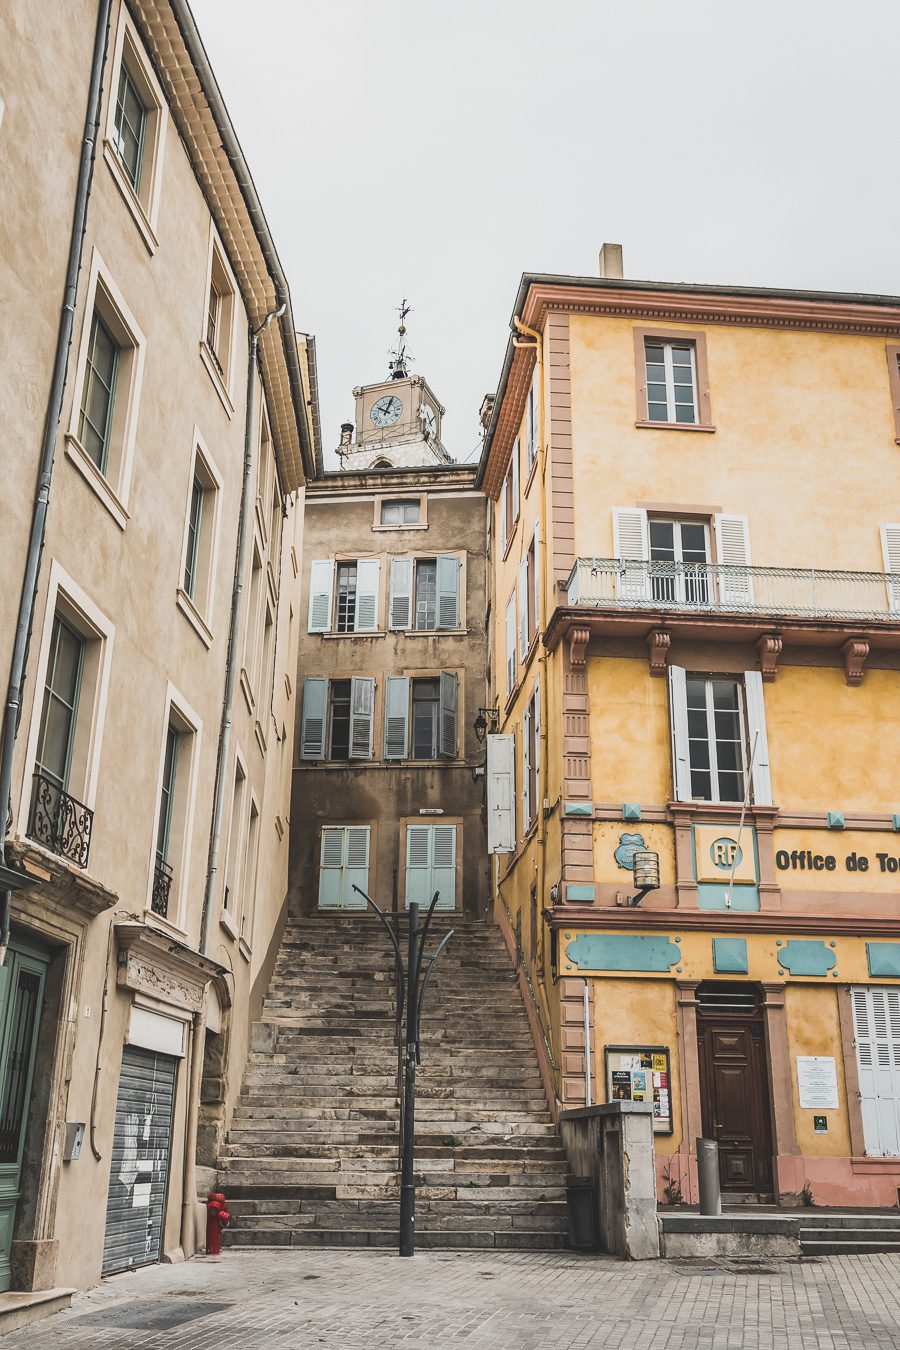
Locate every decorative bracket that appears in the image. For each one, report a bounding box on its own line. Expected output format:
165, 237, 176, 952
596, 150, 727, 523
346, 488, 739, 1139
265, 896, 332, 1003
646, 629, 671, 677
568, 626, 590, 669
756, 634, 783, 683
841, 637, 869, 686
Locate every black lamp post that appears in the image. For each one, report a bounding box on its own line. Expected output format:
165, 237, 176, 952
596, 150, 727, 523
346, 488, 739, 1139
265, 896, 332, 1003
473, 707, 499, 744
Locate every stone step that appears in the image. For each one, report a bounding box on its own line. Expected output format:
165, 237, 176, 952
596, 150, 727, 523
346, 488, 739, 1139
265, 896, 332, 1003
800, 1237, 900, 1256
222, 1227, 566, 1250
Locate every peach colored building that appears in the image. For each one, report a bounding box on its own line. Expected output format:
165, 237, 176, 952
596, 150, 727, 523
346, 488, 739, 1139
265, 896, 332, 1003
478, 246, 900, 1208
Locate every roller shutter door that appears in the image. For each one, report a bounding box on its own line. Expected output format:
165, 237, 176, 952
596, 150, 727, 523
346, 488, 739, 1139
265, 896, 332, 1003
102, 1046, 177, 1275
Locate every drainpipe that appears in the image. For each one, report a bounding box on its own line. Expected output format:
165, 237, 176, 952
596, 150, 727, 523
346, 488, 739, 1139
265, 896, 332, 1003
179, 1005, 205, 1256
199, 305, 284, 957
0, 0, 113, 964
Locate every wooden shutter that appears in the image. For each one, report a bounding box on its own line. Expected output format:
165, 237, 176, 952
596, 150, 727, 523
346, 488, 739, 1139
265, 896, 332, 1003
344, 827, 370, 909
431, 824, 456, 910
532, 520, 541, 634
486, 733, 515, 853
522, 702, 532, 828
319, 826, 369, 909
526, 381, 536, 466
881, 524, 900, 613
354, 558, 380, 632
300, 677, 328, 759
318, 826, 346, 906
511, 440, 520, 520
852, 986, 900, 1156
518, 557, 530, 660
349, 676, 375, 759
743, 670, 772, 806
667, 664, 691, 802
438, 671, 457, 759
405, 824, 432, 906
307, 559, 334, 632
505, 593, 517, 696
715, 514, 753, 606
383, 675, 409, 759
533, 679, 541, 777
389, 557, 413, 629
612, 508, 649, 600
500, 487, 508, 552
436, 555, 461, 629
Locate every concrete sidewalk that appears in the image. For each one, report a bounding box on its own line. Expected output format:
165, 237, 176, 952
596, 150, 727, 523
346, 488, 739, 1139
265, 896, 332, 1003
5, 1246, 900, 1348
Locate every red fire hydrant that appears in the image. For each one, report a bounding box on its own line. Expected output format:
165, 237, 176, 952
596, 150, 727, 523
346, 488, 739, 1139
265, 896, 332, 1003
205, 1192, 232, 1255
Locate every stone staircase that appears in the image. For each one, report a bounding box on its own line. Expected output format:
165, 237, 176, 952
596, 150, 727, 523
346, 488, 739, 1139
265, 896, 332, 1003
799, 1213, 900, 1256
218, 913, 570, 1249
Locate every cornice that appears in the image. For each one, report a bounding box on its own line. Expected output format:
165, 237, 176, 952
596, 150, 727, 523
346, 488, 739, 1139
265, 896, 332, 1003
116, 921, 225, 1013
545, 906, 900, 938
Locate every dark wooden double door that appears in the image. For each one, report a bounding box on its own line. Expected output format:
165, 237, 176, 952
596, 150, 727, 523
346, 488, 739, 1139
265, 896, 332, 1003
696, 984, 773, 1198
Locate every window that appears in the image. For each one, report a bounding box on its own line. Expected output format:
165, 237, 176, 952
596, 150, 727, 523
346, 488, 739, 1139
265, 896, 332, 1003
300, 676, 375, 761
526, 380, 537, 473
242, 544, 264, 698
78, 312, 119, 472
518, 524, 541, 660
183, 476, 204, 598
103, 14, 167, 244
222, 759, 246, 916
667, 666, 771, 806
335, 563, 357, 633
383, 673, 458, 761
202, 237, 236, 396
34, 617, 84, 793
318, 826, 370, 909
151, 723, 179, 918
612, 508, 750, 605
886, 346, 900, 444
522, 682, 541, 829
148, 692, 200, 926
307, 559, 381, 634
240, 799, 260, 944
380, 498, 421, 526
649, 519, 710, 604
499, 447, 520, 551
644, 339, 698, 424
405, 823, 456, 910
388, 555, 460, 631
113, 63, 147, 191
505, 592, 517, 698
178, 437, 222, 632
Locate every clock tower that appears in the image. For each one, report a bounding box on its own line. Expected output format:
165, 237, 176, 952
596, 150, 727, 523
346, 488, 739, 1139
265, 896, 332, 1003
335, 302, 452, 470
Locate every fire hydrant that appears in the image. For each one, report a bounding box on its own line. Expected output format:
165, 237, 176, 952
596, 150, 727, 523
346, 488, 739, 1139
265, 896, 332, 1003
205, 1192, 232, 1255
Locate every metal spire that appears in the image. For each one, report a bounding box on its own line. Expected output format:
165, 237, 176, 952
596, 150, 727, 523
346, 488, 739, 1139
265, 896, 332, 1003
388, 298, 413, 380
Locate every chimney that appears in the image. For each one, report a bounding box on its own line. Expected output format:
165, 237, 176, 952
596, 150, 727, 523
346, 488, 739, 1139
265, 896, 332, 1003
599, 242, 624, 279
339, 422, 353, 447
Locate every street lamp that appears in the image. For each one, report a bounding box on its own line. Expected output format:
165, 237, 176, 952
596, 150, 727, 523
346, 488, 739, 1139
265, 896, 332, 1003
627, 850, 660, 907
473, 707, 499, 744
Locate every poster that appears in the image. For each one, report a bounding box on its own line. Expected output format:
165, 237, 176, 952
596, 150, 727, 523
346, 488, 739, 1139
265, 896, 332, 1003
605, 1046, 673, 1133
796, 1056, 839, 1110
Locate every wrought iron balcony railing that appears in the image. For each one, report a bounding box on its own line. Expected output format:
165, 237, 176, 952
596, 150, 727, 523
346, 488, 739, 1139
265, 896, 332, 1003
566, 558, 900, 623
152, 856, 173, 919
27, 772, 93, 868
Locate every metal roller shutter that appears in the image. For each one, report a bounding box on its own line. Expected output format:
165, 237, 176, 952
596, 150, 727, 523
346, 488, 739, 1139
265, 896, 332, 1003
102, 1046, 177, 1275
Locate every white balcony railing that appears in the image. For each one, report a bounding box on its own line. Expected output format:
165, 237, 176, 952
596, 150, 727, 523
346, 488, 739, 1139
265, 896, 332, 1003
566, 558, 900, 623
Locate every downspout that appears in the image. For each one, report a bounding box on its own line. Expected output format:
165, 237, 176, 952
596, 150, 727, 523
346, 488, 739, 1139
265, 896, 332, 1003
0, 0, 113, 964
179, 1005, 205, 1257
199, 304, 284, 957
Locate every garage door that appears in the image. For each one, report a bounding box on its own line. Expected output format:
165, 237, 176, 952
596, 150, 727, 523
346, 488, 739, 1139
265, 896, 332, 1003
102, 1046, 177, 1275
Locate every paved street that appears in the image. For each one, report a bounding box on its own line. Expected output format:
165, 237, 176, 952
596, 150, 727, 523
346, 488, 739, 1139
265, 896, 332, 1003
7, 1247, 900, 1349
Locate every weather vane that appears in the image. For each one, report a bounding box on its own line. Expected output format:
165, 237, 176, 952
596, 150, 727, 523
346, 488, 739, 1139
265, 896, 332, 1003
388, 298, 414, 380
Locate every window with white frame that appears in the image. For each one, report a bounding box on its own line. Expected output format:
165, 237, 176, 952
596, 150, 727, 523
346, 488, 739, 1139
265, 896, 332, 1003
525, 380, 537, 472
383, 672, 458, 761
612, 508, 751, 606
308, 558, 381, 634
318, 825, 370, 909
522, 681, 541, 830
179, 437, 221, 626
104, 14, 167, 241
148, 694, 200, 927
388, 555, 460, 631
222, 758, 246, 918
405, 823, 456, 910
499, 446, 520, 551
649, 518, 710, 604
505, 591, 517, 699
202, 238, 236, 393
882, 523, 900, 613
517, 523, 541, 660
380, 498, 421, 526
300, 676, 375, 761
240, 797, 260, 944
644, 338, 699, 424
667, 666, 771, 806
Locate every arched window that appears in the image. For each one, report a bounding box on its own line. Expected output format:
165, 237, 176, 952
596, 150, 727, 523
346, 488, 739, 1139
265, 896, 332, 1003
372, 458, 393, 469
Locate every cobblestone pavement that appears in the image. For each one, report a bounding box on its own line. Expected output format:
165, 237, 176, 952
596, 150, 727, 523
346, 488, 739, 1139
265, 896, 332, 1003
7, 1247, 900, 1349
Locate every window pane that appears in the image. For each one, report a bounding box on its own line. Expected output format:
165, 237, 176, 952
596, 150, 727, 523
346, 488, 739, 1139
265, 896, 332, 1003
690, 769, 712, 799
646, 382, 667, 403
685, 679, 706, 708
329, 681, 351, 760
675, 404, 697, 423
647, 402, 668, 421
679, 524, 707, 562
718, 772, 745, 803
411, 679, 439, 759
670, 346, 693, 365
184, 477, 204, 596
649, 521, 675, 559
114, 65, 146, 189
687, 709, 708, 740
415, 560, 437, 631
335, 563, 357, 633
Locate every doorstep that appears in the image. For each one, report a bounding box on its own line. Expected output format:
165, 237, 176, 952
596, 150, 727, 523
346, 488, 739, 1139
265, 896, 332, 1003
0, 1287, 76, 1337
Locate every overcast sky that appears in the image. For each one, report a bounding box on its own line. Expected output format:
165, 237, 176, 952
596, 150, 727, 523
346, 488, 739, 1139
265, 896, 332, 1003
191, 0, 899, 468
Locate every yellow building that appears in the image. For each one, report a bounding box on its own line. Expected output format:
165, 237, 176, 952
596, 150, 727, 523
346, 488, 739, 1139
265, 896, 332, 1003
478, 246, 900, 1207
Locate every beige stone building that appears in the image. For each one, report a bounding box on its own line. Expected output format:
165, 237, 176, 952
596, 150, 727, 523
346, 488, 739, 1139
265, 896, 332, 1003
0, 0, 318, 1310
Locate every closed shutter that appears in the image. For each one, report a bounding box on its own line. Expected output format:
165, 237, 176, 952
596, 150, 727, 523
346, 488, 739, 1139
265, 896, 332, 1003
715, 514, 753, 606
486, 733, 515, 854
743, 670, 772, 806
344, 827, 370, 908
500, 488, 508, 553
318, 826, 345, 907
354, 559, 380, 632
532, 520, 541, 634
383, 675, 409, 759
511, 441, 519, 520
533, 679, 541, 777
349, 677, 375, 759
389, 557, 414, 629
518, 557, 530, 659
852, 986, 900, 1156
436, 555, 461, 629
612, 508, 649, 600
405, 824, 455, 910
307, 559, 334, 632
522, 702, 532, 827
505, 593, 517, 696
667, 664, 691, 802
881, 524, 900, 614
319, 826, 370, 909
438, 671, 457, 759
431, 825, 456, 910
102, 1046, 177, 1276
300, 678, 328, 759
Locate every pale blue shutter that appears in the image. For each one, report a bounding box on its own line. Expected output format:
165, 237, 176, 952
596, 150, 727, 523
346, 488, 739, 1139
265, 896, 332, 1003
532, 520, 541, 634
500, 486, 508, 552
436, 555, 461, 629
384, 675, 409, 759
318, 827, 345, 906
405, 825, 432, 906
343, 827, 370, 909
349, 676, 375, 759
505, 593, 517, 696
511, 440, 520, 520
308, 560, 334, 632
667, 664, 691, 801
354, 559, 380, 632
533, 679, 541, 777
300, 678, 328, 759
743, 670, 772, 806
431, 824, 456, 911
389, 557, 413, 629
438, 671, 457, 759
518, 557, 529, 659
522, 702, 532, 828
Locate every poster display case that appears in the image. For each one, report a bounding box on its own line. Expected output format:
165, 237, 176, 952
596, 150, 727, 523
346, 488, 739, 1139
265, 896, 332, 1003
604, 1044, 673, 1134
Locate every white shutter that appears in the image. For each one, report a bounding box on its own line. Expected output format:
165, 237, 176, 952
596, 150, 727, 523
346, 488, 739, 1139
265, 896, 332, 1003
532, 520, 541, 634
499, 488, 508, 553
612, 508, 649, 600
436, 555, 461, 629
505, 593, 517, 696
486, 733, 515, 853
852, 987, 900, 1156
526, 381, 536, 467
533, 679, 541, 777
667, 664, 691, 802
881, 524, 900, 614
307, 559, 334, 632
518, 557, 530, 660
318, 827, 345, 907
522, 702, 532, 828
405, 824, 432, 906
743, 670, 772, 806
354, 558, 380, 632
389, 557, 413, 629
715, 514, 753, 606
438, 671, 457, 759
349, 676, 375, 759
431, 824, 456, 911
383, 675, 409, 759
511, 440, 520, 520
300, 677, 328, 759
344, 827, 370, 909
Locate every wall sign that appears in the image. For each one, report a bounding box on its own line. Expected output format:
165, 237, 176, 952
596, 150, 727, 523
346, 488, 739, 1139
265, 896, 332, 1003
776, 849, 900, 874
796, 1055, 839, 1110
605, 1044, 673, 1134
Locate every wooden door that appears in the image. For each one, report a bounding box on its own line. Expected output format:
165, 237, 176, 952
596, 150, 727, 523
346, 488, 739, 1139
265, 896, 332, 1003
696, 984, 773, 1196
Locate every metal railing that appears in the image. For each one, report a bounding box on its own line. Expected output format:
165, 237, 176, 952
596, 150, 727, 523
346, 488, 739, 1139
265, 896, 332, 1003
152, 856, 173, 918
27, 772, 93, 868
566, 558, 900, 623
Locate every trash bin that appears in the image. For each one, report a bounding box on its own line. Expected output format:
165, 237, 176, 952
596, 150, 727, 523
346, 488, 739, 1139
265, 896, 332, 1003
565, 1174, 598, 1250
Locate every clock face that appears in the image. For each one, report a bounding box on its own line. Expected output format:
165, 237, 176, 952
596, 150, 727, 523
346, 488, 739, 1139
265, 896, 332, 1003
371, 395, 403, 429
422, 405, 437, 440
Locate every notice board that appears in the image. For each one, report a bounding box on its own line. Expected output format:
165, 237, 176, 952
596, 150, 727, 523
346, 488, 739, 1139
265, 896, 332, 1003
604, 1044, 673, 1134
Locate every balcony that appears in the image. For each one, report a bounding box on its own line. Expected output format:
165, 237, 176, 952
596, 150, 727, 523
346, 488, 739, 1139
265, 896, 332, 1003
27, 772, 93, 868
151, 856, 173, 919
